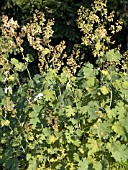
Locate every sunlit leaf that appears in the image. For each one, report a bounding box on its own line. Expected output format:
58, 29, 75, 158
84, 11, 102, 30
95, 40, 102, 51
78, 157, 89, 170
112, 121, 125, 138
48, 135, 57, 144
107, 141, 128, 162
86, 138, 99, 156
100, 86, 109, 95
65, 106, 76, 117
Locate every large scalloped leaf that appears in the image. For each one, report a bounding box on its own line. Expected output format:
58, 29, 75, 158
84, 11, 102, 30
107, 141, 128, 162
78, 157, 89, 170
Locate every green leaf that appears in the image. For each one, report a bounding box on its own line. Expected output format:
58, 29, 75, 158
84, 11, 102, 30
29, 111, 39, 118
42, 48, 50, 56
93, 161, 102, 170
100, 86, 109, 95
107, 141, 128, 162
11, 58, 26, 71
43, 89, 55, 101
11, 58, 19, 65
25, 54, 34, 63
27, 157, 37, 170
119, 115, 128, 133
73, 139, 81, 147
0, 87, 4, 99
16, 62, 26, 71
27, 133, 34, 141
87, 101, 99, 120
86, 77, 95, 87
42, 127, 52, 137
70, 118, 79, 126
29, 105, 42, 118
4, 120, 10, 126
122, 81, 128, 89
95, 40, 102, 51
65, 106, 76, 117
73, 153, 80, 162
105, 106, 117, 119
75, 129, 83, 137
33, 104, 42, 113
48, 135, 57, 144
28, 79, 34, 88
79, 106, 88, 115
83, 63, 94, 78
29, 117, 40, 129
65, 130, 74, 143
99, 121, 112, 139
106, 49, 122, 62
78, 157, 89, 170
0, 72, 5, 82
33, 74, 41, 83
86, 138, 100, 156
102, 70, 109, 75
112, 121, 125, 137
26, 153, 32, 161
60, 71, 68, 84
38, 133, 46, 141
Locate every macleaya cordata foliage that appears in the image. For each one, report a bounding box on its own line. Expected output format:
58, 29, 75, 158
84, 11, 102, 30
0, 0, 128, 169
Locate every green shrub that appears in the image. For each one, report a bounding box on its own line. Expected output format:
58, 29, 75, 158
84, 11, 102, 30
0, 0, 128, 169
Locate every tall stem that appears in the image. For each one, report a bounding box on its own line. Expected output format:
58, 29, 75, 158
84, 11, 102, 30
21, 50, 32, 80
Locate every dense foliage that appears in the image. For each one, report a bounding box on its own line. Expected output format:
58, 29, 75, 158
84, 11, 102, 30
0, 0, 128, 169
0, 0, 127, 53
